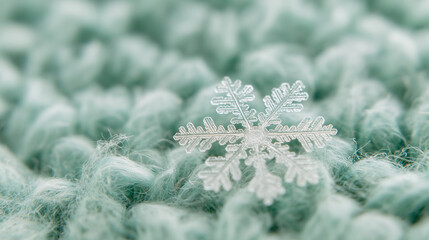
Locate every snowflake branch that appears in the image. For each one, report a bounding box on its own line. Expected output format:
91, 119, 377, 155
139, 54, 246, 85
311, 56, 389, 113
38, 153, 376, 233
267, 116, 337, 152
259, 81, 308, 127
266, 143, 319, 186
211, 77, 257, 128
247, 147, 285, 205
198, 144, 246, 192
173, 117, 244, 153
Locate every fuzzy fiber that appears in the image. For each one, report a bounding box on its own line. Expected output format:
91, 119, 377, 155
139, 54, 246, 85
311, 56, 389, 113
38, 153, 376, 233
1, 0, 429, 239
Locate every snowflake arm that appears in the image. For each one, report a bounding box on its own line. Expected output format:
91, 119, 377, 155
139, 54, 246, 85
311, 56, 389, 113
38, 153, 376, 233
173, 117, 244, 153
198, 144, 246, 192
267, 143, 319, 186
211, 77, 258, 128
246, 148, 285, 205
267, 116, 338, 152
259, 81, 309, 127
284, 157, 320, 187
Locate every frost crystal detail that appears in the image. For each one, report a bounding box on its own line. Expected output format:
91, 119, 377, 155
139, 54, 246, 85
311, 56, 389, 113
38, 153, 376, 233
173, 77, 337, 205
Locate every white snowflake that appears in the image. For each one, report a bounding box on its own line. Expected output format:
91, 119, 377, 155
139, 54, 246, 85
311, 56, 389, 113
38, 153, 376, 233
173, 77, 337, 205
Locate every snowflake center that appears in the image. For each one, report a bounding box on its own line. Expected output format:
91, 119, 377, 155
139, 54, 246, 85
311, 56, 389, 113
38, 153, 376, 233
244, 126, 267, 146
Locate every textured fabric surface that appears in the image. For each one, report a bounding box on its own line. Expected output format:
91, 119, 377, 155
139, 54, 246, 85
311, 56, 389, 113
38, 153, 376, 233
0, 0, 429, 239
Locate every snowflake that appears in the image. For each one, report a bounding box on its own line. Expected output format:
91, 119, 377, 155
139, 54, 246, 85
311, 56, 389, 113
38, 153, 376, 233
173, 77, 337, 205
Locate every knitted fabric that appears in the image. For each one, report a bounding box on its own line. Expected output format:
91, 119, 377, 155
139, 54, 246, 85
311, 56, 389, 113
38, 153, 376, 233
0, 0, 429, 239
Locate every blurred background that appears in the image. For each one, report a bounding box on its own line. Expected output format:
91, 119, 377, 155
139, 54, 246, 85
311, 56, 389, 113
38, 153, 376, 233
1, 0, 429, 239
1, 0, 429, 165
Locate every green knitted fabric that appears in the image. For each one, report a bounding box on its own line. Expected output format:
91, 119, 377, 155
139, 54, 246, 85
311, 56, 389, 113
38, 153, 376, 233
1, 0, 429, 239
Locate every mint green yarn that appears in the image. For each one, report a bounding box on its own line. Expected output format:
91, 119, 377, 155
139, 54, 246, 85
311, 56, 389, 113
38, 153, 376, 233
365, 174, 429, 223
239, 44, 315, 96
0, 23, 36, 58
126, 89, 182, 133
163, 3, 209, 55
0, 57, 21, 102
99, 36, 159, 87
272, 164, 332, 232
151, 58, 217, 99
0, 98, 11, 125
359, 97, 405, 153
408, 97, 429, 149
75, 87, 130, 140
202, 11, 241, 72
215, 190, 271, 240
242, 0, 317, 46
56, 42, 105, 93
0, 161, 28, 198
42, 136, 94, 179
310, 137, 355, 179
301, 194, 360, 240
327, 80, 388, 138
418, 32, 429, 70
0, 145, 33, 198
1, 0, 429, 239
342, 211, 404, 240
405, 217, 429, 240
21, 103, 75, 166
24, 178, 77, 234
130, 203, 213, 240
148, 148, 205, 202
368, 0, 429, 29
338, 157, 400, 202
81, 154, 154, 204
0, 217, 52, 240
64, 194, 127, 240
4, 80, 65, 147
180, 85, 220, 126
313, 39, 375, 98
